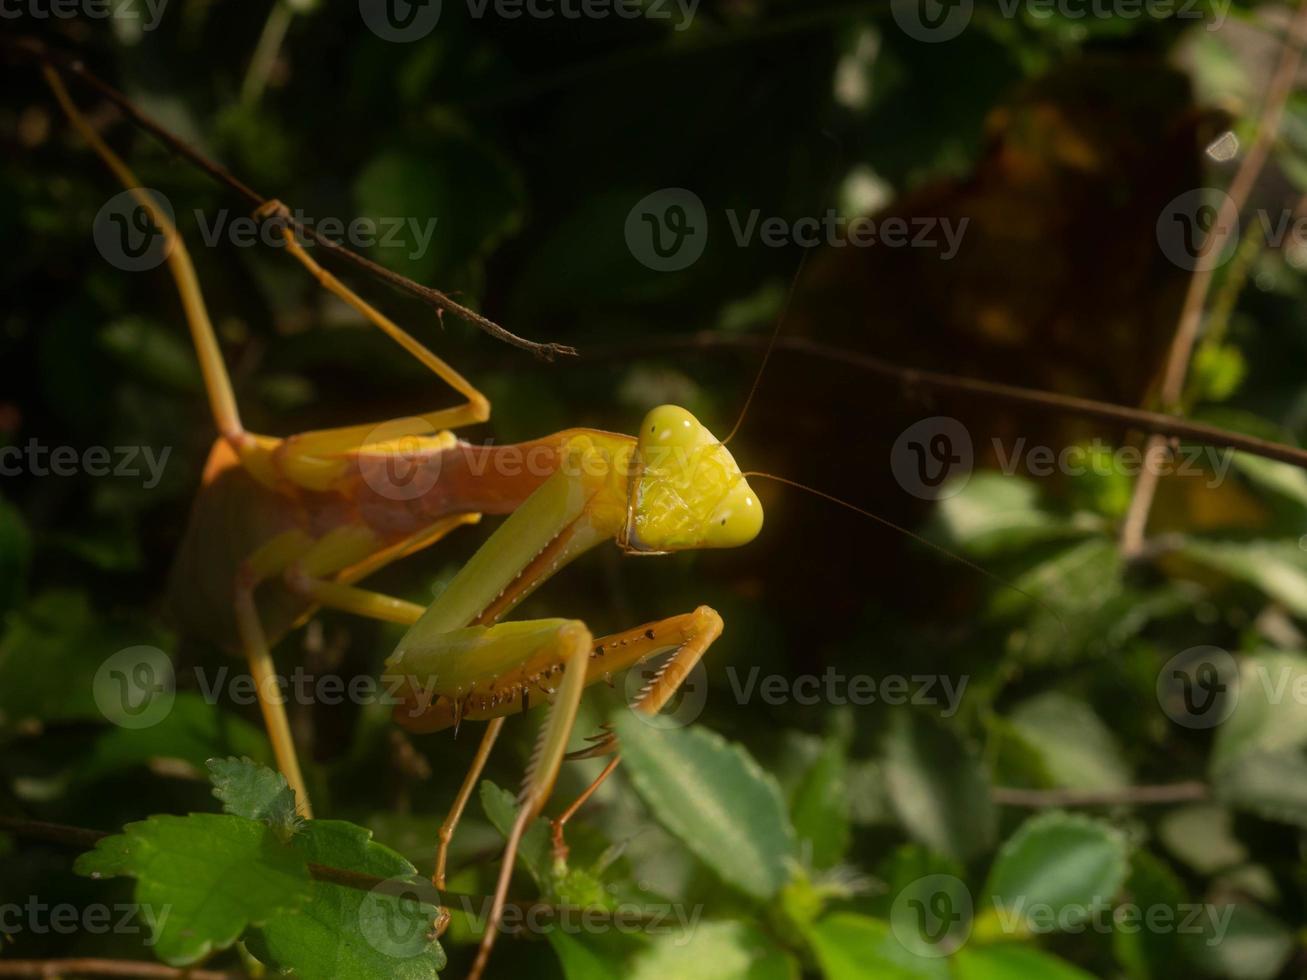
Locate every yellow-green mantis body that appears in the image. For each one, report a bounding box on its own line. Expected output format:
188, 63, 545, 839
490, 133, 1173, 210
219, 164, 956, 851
45, 65, 762, 979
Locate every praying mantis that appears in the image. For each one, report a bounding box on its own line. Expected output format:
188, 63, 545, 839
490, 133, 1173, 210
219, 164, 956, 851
42, 62, 764, 979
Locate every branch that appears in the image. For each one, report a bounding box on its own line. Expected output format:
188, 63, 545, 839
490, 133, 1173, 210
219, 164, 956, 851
2, 35, 575, 363
587, 332, 1307, 469
992, 781, 1210, 807
1120, 0, 1307, 556
0, 960, 240, 979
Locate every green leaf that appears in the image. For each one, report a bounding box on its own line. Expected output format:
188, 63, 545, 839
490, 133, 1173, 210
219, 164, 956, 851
933, 473, 1079, 557
208, 757, 303, 841
1112, 851, 1189, 980
0, 498, 30, 614
806, 913, 948, 980
1007, 692, 1130, 791
982, 812, 1128, 937
353, 131, 521, 285
1228, 452, 1307, 514
77, 693, 270, 782
548, 930, 630, 980
613, 714, 796, 901
479, 779, 553, 888
1179, 539, 1307, 617
953, 944, 1097, 980
992, 537, 1134, 663
1211, 651, 1307, 771
74, 813, 310, 965
1213, 748, 1307, 828
1156, 804, 1247, 875
626, 920, 795, 980
882, 712, 996, 862
789, 735, 850, 869
1182, 904, 1293, 980
0, 591, 164, 727
246, 820, 446, 980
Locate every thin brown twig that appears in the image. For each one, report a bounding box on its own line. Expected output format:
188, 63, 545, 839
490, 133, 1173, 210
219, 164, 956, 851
1, 35, 575, 362
992, 781, 1210, 807
1119, 1, 1307, 556
585, 332, 1307, 469
0, 960, 241, 979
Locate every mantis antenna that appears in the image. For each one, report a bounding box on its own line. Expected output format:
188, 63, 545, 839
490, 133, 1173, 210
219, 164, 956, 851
712, 186, 1067, 632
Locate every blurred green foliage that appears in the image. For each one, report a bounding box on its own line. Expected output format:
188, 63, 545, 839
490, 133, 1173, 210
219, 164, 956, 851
5, 1, 1307, 977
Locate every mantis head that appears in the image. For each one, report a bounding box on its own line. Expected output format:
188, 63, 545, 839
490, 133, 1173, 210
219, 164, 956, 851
621, 404, 763, 554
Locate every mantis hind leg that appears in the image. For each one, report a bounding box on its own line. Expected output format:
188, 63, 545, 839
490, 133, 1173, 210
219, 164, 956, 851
254, 201, 492, 491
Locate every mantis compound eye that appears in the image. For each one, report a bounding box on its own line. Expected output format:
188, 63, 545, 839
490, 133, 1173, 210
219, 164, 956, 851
627, 405, 763, 552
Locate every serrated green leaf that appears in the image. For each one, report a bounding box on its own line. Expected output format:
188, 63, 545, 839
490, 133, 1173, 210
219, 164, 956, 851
789, 735, 850, 869
548, 930, 628, 980
1182, 903, 1293, 980
246, 820, 445, 980
882, 712, 996, 862
1211, 651, 1307, 771
479, 779, 553, 888
953, 944, 1097, 979
613, 715, 796, 901
933, 474, 1079, 556
1213, 748, 1307, 828
982, 812, 1128, 937
74, 813, 310, 965
626, 920, 794, 980
0, 497, 30, 614
1156, 804, 1247, 875
78, 694, 270, 783
208, 757, 302, 839
1008, 692, 1130, 791
806, 913, 948, 980
1113, 851, 1189, 980
1179, 539, 1307, 617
